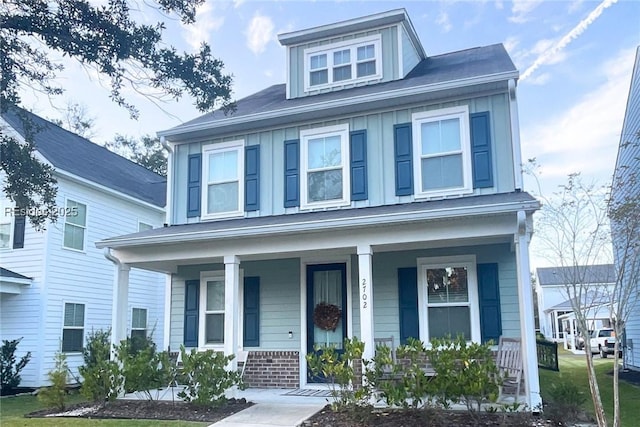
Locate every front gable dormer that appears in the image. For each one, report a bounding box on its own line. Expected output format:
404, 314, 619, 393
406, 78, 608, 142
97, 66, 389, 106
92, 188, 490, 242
278, 9, 426, 99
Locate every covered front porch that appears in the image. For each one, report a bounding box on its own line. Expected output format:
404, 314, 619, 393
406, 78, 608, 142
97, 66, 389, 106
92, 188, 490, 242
97, 195, 541, 408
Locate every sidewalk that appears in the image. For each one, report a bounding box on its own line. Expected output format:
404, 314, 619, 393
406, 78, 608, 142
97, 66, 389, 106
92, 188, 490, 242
207, 388, 327, 427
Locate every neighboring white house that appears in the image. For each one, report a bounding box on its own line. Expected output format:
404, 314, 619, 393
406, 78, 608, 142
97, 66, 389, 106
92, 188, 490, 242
0, 107, 167, 388
98, 9, 543, 408
536, 265, 615, 343
612, 46, 640, 371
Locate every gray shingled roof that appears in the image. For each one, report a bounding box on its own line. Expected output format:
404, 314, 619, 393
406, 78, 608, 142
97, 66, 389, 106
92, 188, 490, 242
98, 191, 539, 247
0, 267, 31, 281
537, 265, 615, 286
2, 106, 166, 207
163, 43, 517, 137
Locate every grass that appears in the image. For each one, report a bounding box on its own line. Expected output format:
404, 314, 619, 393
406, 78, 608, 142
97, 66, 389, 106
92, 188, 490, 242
539, 349, 640, 426
0, 392, 205, 427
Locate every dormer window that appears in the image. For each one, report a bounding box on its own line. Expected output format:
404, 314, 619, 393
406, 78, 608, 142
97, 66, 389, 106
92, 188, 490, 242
304, 35, 382, 92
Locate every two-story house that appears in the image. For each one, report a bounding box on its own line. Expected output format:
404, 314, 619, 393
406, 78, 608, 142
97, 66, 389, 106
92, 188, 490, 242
97, 10, 542, 407
612, 46, 640, 371
0, 107, 167, 388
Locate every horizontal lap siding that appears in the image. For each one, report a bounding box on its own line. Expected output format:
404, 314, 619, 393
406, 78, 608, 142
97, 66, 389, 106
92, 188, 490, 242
171, 94, 513, 225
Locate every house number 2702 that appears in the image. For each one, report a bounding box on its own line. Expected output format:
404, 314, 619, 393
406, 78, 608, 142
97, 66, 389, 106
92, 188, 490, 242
361, 279, 368, 309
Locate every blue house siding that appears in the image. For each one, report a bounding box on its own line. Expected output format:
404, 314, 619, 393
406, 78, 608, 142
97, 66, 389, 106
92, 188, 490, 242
400, 24, 420, 77
171, 93, 514, 225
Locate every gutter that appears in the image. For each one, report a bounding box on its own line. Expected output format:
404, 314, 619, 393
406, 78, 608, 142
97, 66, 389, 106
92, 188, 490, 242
97, 198, 540, 249
158, 71, 519, 139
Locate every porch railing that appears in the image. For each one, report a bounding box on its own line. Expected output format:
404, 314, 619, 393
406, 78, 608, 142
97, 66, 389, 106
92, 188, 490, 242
536, 340, 559, 371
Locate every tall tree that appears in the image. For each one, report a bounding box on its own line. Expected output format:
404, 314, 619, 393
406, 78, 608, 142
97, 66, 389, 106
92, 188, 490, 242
0, 0, 233, 228
49, 101, 97, 139
105, 135, 167, 177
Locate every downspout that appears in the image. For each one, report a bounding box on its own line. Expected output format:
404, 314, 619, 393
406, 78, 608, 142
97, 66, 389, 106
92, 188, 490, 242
509, 79, 524, 191
161, 136, 173, 226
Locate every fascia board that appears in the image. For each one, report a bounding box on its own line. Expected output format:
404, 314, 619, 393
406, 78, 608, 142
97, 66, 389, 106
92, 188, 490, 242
97, 198, 539, 249
158, 71, 518, 140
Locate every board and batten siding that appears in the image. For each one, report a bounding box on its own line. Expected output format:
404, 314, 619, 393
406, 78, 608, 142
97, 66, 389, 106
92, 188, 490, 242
287, 25, 399, 99
172, 93, 514, 225
399, 24, 420, 78
0, 218, 48, 387
38, 177, 166, 384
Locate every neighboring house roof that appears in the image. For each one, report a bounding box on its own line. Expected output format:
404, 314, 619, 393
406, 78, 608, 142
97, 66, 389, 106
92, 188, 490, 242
0, 267, 31, 281
160, 43, 517, 140
98, 191, 539, 248
537, 264, 615, 287
544, 291, 611, 314
1, 106, 166, 208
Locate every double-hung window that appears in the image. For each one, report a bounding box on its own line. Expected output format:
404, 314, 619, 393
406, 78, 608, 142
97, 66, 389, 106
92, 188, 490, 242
417, 256, 480, 343
131, 308, 147, 339
0, 198, 12, 249
412, 106, 473, 198
202, 141, 244, 219
62, 302, 85, 352
63, 200, 86, 251
300, 124, 350, 209
304, 35, 382, 91
200, 274, 225, 346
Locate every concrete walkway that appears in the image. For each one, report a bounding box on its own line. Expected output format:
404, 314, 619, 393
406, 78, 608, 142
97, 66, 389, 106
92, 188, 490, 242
207, 388, 327, 427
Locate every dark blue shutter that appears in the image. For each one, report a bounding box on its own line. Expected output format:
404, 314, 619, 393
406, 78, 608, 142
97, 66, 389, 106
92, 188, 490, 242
470, 112, 494, 188
243, 277, 260, 347
478, 263, 502, 344
350, 130, 368, 201
187, 154, 202, 218
184, 280, 199, 347
398, 267, 419, 345
245, 145, 260, 211
284, 139, 300, 208
394, 123, 413, 196
12, 215, 25, 249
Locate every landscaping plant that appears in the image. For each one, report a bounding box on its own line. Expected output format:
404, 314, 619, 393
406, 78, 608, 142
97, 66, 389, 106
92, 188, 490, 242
78, 329, 122, 403
115, 334, 172, 400
38, 351, 69, 411
0, 337, 32, 395
177, 346, 243, 407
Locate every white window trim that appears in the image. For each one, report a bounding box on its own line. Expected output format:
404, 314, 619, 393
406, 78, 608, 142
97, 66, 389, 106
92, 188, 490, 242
303, 35, 382, 92
138, 221, 153, 232
61, 301, 85, 354
62, 198, 87, 252
199, 271, 226, 350
411, 106, 473, 199
0, 199, 14, 250
416, 255, 481, 344
201, 140, 245, 220
131, 307, 148, 336
300, 124, 351, 210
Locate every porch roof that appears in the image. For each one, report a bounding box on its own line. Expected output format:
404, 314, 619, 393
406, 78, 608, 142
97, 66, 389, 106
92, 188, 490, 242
97, 191, 539, 249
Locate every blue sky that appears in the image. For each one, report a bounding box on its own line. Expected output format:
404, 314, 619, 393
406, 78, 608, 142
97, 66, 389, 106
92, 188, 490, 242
19, 0, 640, 265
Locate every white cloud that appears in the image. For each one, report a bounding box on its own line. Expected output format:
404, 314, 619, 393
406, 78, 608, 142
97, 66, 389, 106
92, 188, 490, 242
181, 2, 225, 51
233, 0, 245, 8
521, 48, 635, 188
509, 0, 543, 23
503, 36, 520, 55
246, 13, 275, 55
521, 0, 619, 81
526, 72, 551, 85
436, 11, 452, 33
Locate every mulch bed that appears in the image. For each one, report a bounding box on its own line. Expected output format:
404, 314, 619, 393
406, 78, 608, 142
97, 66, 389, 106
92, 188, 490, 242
27, 399, 252, 423
303, 405, 562, 427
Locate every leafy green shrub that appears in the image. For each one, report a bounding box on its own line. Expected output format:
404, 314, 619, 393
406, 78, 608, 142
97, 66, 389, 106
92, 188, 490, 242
542, 378, 587, 424
1, 337, 32, 394
38, 352, 69, 410
306, 337, 372, 412
426, 335, 499, 412
78, 329, 122, 403
116, 335, 171, 400
177, 346, 243, 407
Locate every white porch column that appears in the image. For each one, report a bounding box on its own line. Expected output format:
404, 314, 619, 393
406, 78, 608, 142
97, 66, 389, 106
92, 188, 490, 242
515, 211, 542, 409
224, 255, 240, 370
357, 245, 375, 361
163, 274, 172, 350
111, 263, 130, 350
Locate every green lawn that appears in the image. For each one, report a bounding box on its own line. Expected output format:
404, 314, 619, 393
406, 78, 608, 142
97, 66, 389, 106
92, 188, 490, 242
0, 392, 205, 427
539, 349, 640, 426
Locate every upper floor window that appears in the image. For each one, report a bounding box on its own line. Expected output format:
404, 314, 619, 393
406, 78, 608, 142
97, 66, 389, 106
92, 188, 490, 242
304, 35, 382, 92
300, 124, 350, 209
0, 198, 12, 249
63, 200, 87, 251
202, 141, 244, 219
412, 107, 473, 198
